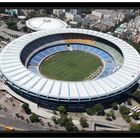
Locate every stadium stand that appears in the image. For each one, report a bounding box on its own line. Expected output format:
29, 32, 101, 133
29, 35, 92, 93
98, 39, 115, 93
27, 44, 116, 79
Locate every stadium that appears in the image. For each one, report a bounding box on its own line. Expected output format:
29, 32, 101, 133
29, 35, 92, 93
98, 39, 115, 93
0, 28, 140, 111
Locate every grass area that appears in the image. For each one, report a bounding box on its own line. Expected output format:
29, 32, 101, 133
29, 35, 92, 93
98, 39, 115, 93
39, 50, 103, 81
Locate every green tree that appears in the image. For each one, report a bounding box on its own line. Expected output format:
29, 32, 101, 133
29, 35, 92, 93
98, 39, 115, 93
111, 102, 118, 110
65, 118, 78, 131
22, 103, 29, 110
130, 123, 140, 131
29, 113, 40, 123
57, 105, 67, 114
119, 106, 130, 115
106, 112, 112, 121
93, 103, 105, 116
122, 114, 131, 123
26, 11, 38, 19
51, 116, 58, 124
57, 114, 78, 131
110, 110, 116, 120
80, 117, 89, 128
85, 107, 95, 115
5, 20, 18, 31
132, 112, 139, 120
86, 104, 105, 116
106, 110, 116, 121
119, 106, 131, 123
22, 103, 31, 114
57, 114, 68, 126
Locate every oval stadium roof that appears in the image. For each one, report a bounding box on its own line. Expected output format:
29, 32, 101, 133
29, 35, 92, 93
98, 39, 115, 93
0, 28, 140, 102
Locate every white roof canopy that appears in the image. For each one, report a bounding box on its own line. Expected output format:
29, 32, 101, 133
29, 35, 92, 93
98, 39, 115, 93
0, 28, 140, 101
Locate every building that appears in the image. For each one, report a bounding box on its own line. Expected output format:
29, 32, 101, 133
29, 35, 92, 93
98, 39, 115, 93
134, 16, 140, 31
70, 9, 77, 16
0, 28, 140, 111
5, 9, 18, 16
91, 10, 103, 21
65, 12, 74, 21
26, 17, 67, 31
53, 9, 65, 18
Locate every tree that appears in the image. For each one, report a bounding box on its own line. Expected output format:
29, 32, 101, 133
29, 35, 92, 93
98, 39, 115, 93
130, 123, 140, 131
106, 112, 112, 121
80, 117, 89, 128
5, 20, 18, 31
119, 106, 131, 123
93, 104, 105, 116
22, 103, 31, 114
22, 26, 28, 32
0, 9, 5, 13
57, 114, 78, 131
22, 103, 29, 110
110, 110, 116, 120
52, 116, 58, 125
86, 104, 105, 116
65, 118, 78, 131
85, 107, 95, 115
15, 113, 20, 118
57, 114, 68, 126
119, 106, 130, 115
127, 98, 132, 106
26, 118, 30, 123
29, 113, 40, 123
122, 114, 131, 123
132, 112, 139, 120
26, 10, 38, 19
57, 105, 67, 114
111, 102, 118, 110
20, 115, 24, 120
106, 110, 116, 121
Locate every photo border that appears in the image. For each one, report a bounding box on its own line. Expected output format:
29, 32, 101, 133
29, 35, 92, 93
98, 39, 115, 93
0, 2, 140, 138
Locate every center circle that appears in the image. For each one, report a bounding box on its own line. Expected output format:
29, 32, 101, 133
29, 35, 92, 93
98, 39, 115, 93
39, 50, 103, 81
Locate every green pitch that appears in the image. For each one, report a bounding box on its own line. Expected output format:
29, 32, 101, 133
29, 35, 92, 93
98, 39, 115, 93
39, 50, 103, 81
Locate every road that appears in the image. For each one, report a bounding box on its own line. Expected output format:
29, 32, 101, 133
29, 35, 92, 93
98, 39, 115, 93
0, 115, 48, 131
0, 109, 50, 131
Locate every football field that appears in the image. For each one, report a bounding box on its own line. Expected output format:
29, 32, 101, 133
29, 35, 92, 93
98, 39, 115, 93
40, 50, 103, 81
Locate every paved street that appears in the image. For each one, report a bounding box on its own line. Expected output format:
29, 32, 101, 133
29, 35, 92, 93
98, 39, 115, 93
0, 114, 48, 131
0, 109, 49, 131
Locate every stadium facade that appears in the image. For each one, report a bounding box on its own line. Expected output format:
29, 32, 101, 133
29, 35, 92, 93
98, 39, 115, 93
0, 28, 140, 111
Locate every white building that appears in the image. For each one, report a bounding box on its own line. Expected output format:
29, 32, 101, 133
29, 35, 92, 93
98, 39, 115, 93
91, 10, 103, 20
65, 12, 74, 21
26, 17, 67, 31
53, 9, 65, 18
70, 9, 77, 16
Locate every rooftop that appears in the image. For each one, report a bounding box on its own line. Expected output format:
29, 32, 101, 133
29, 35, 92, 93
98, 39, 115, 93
26, 17, 67, 31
